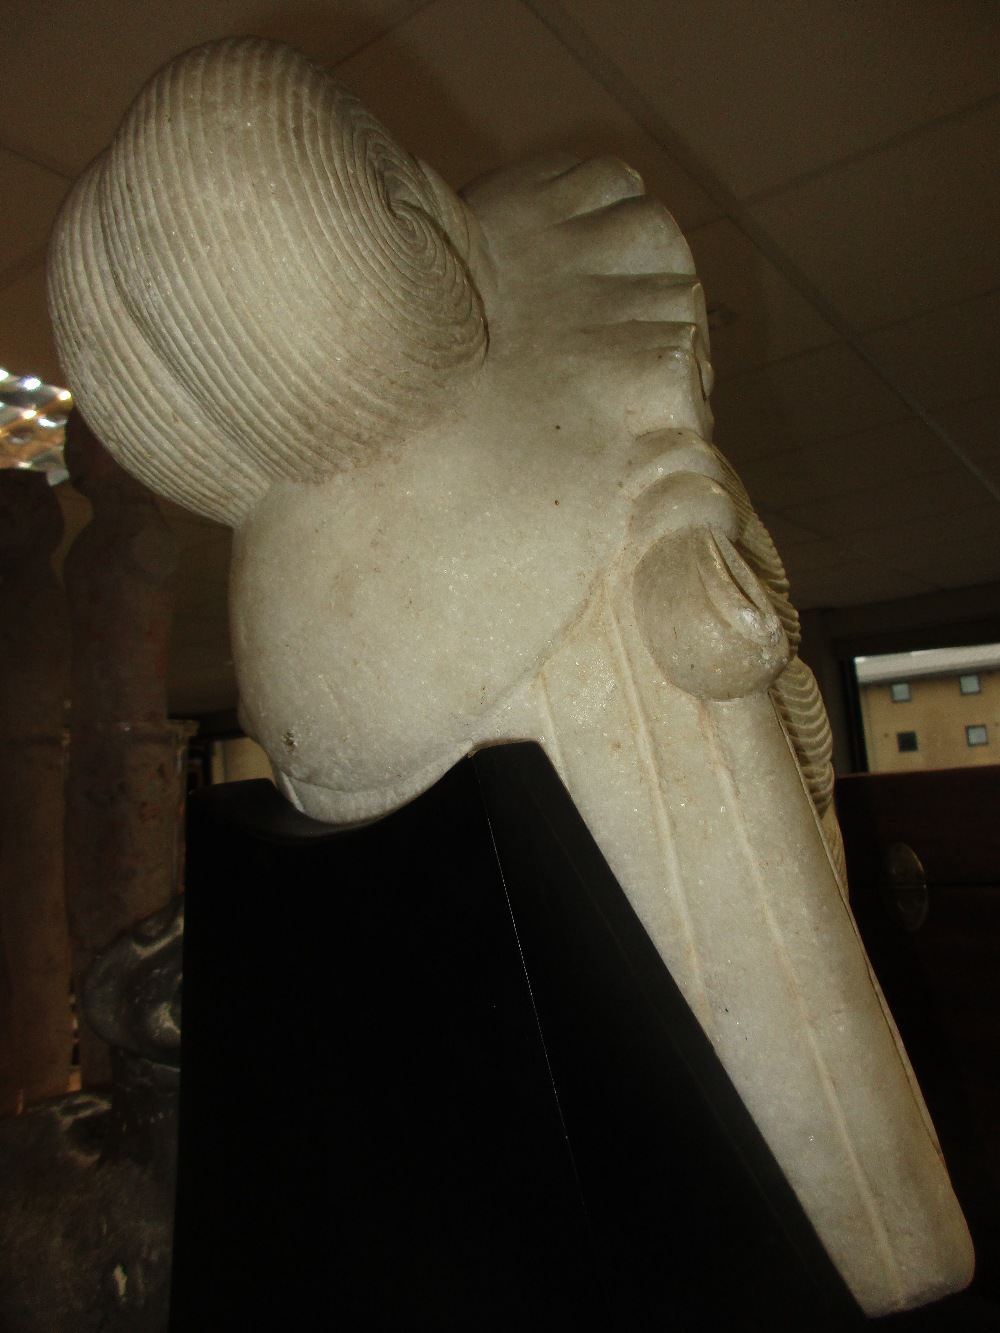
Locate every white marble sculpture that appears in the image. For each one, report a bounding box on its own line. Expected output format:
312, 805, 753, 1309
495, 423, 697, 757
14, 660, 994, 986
48, 38, 973, 1316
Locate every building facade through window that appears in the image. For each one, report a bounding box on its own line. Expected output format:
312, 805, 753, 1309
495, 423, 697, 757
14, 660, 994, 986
855, 644, 1000, 773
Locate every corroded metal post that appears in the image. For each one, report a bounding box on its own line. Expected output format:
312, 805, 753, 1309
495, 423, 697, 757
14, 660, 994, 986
0, 895, 181, 1332
0, 470, 73, 1113
63, 413, 184, 1087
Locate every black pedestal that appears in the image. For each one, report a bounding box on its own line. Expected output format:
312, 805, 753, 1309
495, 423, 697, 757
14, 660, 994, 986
171, 744, 891, 1330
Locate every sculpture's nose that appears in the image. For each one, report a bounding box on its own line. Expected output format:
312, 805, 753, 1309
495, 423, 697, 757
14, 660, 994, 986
623, 428, 725, 502
632, 525, 790, 700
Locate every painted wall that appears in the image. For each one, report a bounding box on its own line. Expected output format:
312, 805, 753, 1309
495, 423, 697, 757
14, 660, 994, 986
860, 671, 1000, 773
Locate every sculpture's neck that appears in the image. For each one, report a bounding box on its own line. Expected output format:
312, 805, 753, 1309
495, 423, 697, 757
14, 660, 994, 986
528, 579, 969, 1315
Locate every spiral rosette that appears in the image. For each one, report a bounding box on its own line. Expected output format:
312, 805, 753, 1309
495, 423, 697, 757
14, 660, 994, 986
48, 38, 486, 525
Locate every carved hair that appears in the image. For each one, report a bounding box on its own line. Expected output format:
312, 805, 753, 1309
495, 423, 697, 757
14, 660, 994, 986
48, 38, 487, 525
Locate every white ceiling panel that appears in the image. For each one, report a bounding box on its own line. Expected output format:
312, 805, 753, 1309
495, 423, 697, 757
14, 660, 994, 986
848, 501, 1000, 591
556, 0, 1000, 198
780, 466, 990, 540
780, 537, 866, 581
936, 396, 1000, 474
0, 149, 69, 287
709, 343, 912, 465
685, 218, 836, 381
753, 509, 831, 552
2, 0, 426, 177
737, 419, 953, 514
0, 263, 64, 384
864, 290, 1000, 411
784, 555, 932, 611
336, 0, 719, 226
747, 99, 1000, 332
761, 516, 939, 610
755, 514, 940, 608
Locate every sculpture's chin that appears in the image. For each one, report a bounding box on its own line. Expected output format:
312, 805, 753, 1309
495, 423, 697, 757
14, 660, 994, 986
273, 747, 469, 827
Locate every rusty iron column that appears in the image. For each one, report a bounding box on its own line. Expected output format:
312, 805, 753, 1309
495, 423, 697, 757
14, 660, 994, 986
0, 470, 73, 1114
63, 413, 185, 1088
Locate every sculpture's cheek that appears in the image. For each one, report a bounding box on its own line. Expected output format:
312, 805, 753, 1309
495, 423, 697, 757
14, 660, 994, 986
229, 475, 625, 809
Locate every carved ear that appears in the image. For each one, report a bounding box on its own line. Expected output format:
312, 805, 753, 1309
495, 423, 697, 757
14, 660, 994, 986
48, 37, 487, 526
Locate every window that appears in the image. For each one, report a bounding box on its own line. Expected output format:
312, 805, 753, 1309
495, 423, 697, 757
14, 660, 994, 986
966, 724, 989, 747
855, 643, 1000, 774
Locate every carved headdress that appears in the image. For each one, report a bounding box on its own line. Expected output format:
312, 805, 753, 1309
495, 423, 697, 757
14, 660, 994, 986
48, 37, 486, 525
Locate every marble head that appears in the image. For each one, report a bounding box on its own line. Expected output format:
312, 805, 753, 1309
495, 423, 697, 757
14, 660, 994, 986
49, 36, 727, 821
48, 38, 974, 1314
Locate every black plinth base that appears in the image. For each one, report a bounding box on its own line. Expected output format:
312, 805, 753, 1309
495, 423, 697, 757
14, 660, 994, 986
173, 744, 928, 1330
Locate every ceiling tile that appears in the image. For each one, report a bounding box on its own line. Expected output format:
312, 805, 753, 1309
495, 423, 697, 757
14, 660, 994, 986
777, 535, 854, 579
927, 552, 1000, 593
685, 218, 836, 381
935, 396, 1000, 475
558, 0, 1000, 198
749, 510, 937, 609
864, 290, 1000, 410
754, 509, 829, 551
2, 0, 425, 177
747, 100, 1000, 331
849, 502, 1000, 590
823, 421, 956, 498
0, 149, 69, 286
709, 342, 911, 465
0, 263, 65, 385
737, 418, 954, 513
780, 466, 991, 543
336, 0, 719, 226
788, 557, 933, 611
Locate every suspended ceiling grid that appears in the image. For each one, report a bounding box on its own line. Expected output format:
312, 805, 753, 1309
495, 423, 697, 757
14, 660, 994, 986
2, 0, 998, 714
